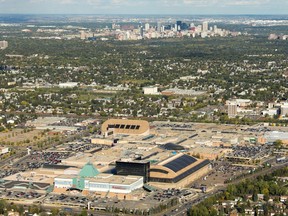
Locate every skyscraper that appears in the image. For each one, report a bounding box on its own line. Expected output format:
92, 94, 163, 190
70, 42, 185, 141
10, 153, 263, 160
176, 21, 182, 31
228, 102, 237, 118
80, 31, 86, 40
202, 21, 208, 32
145, 23, 150, 31
213, 25, 218, 33
157, 22, 162, 33
140, 26, 144, 38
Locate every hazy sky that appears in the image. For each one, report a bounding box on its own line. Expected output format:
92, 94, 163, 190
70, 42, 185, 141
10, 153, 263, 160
0, 0, 287, 15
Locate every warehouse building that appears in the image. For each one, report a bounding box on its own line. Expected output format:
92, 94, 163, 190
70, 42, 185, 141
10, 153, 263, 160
263, 131, 288, 145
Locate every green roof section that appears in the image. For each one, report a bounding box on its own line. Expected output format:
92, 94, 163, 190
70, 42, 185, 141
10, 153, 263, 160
143, 184, 156, 192
72, 177, 85, 190
79, 162, 100, 178
46, 185, 54, 193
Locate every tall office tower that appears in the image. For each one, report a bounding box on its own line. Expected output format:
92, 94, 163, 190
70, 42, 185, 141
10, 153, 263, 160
140, 26, 144, 37
112, 23, 120, 30
80, 31, 86, 40
228, 102, 237, 118
145, 23, 150, 31
176, 20, 182, 31
202, 21, 208, 32
214, 25, 217, 33
116, 161, 150, 183
174, 24, 178, 31
157, 22, 162, 33
0, 40, 8, 49
164, 25, 172, 30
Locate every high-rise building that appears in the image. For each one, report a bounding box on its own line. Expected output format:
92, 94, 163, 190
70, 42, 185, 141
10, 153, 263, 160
0, 41, 8, 50
228, 102, 237, 118
145, 23, 150, 31
80, 31, 86, 40
157, 22, 162, 33
164, 25, 172, 30
213, 25, 218, 33
202, 21, 208, 32
140, 26, 144, 38
112, 23, 120, 30
116, 161, 150, 183
176, 21, 182, 31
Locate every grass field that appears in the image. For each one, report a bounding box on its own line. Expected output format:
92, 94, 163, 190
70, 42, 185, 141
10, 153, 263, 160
0, 128, 58, 147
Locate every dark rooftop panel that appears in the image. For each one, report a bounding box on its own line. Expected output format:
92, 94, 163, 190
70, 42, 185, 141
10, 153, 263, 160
42, 164, 76, 170
163, 154, 197, 172
162, 143, 185, 151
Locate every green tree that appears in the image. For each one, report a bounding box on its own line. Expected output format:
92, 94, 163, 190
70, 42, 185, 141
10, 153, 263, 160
273, 140, 283, 149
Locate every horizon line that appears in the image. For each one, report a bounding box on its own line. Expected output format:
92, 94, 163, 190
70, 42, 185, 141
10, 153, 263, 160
0, 13, 288, 16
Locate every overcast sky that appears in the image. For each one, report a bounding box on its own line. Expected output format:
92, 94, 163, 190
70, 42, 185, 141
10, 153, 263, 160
0, 0, 287, 15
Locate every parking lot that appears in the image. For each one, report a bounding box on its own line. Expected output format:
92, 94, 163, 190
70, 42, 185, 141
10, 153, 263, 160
20, 151, 72, 170
46, 193, 89, 208
62, 142, 101, 152
41, 187, 192, 212
0, 189, 45, 202
226, 145, 271, 160
0, 151, 73, 179
192, 160, 254, 187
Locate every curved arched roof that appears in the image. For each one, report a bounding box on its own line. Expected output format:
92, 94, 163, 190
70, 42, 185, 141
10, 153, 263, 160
150, 154, 198, 177
150, 153, 210, 183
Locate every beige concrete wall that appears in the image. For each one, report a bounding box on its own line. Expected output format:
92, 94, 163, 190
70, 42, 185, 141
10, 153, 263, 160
149, 165, 210, 189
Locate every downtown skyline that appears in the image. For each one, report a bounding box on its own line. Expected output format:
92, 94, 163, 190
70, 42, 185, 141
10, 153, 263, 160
0, 0, 287, 15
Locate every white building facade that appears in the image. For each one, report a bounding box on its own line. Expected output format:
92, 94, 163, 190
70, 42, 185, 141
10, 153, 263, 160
54, 174, 143, 194
143, 86, 158, 95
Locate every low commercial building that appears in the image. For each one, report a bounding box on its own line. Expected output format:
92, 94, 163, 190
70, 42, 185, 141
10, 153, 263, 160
0, 40, 8, 50
281, 103, 288, 116
263, 131, 288, 145
143, 86, 158, 95
190, 146, 232, 160
226, 99, 252, 107
0, 146, 9, 155
84, 174, 143, 194
54, 162, 144, 197
261, 108, 280, 117
58, 82, 78, 88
